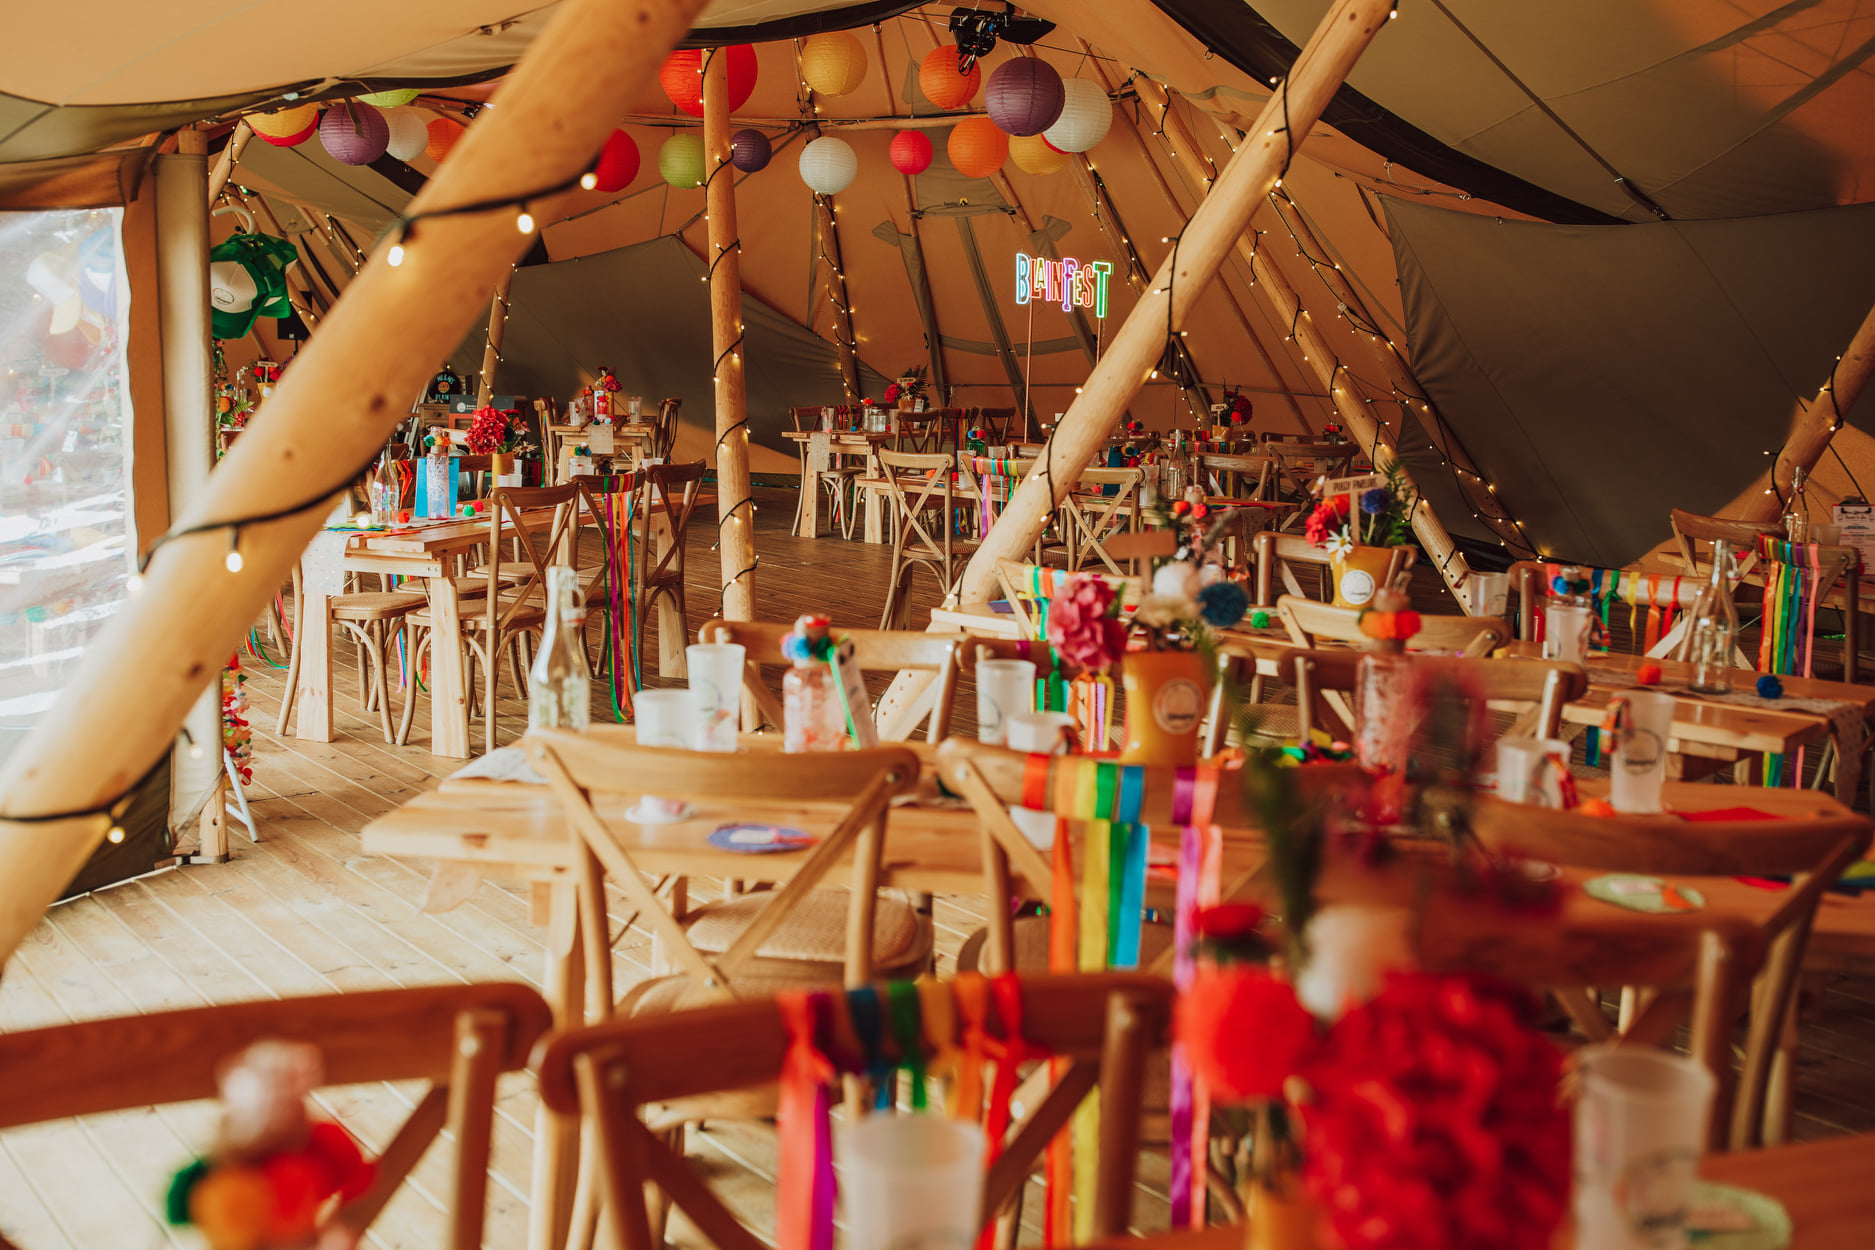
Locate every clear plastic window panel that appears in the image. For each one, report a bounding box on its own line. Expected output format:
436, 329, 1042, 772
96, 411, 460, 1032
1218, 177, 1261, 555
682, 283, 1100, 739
0, 208, 133, 766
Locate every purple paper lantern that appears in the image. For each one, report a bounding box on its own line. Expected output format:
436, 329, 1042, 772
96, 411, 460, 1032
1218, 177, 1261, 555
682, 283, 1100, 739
319, 101, 390, 165
731, 128, 772, 173
985, 58, 1065, 137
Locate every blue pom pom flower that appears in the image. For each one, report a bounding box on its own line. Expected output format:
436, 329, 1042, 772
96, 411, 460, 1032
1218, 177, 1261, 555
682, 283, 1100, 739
1197, 580, 1250, 628
1756, 674, 1784, 699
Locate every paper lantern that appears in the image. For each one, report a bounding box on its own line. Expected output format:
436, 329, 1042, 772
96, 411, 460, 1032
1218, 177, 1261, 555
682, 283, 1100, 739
985, 58, 1064, 136
919, 46, 981, 110
889, 130, 933, 176
425, 117, 465, 162
1044, 78, 1113, 153
319, 102, 389, 165
798, 136, 857, 195
730, 128, 771, 173
384, 109, 429, 162
358, 88, 420, 109
658, 46, 759, 118
659, 133, 706, 187
591, 129, 641, 192
1009, 133, 1067, 175
800, 31, 867, 96
947, 117, 1007, 179
249, 104, 319, 147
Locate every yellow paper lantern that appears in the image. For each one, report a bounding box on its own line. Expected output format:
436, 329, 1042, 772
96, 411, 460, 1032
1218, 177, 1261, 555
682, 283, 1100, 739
800, 31, 868, 97
248, 104, 319, 146
947, 116, 1007, 179
1009, 134, 1067, 175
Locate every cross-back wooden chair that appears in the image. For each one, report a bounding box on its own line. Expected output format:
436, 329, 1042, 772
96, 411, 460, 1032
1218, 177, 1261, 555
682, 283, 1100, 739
531, 972, 1172, 1250
278, 560, 427, 743
1748, 534, 1862, 684
1260, 438, 1360, 518
526, 728, 931, 1023
895, 406, 954, 455
697, 617, 964, 741
1277, 594, 1509, 658
400, 483, 582, 752
788, 408, 861, 538
651, 397, 682, 461
992, 560, 1146, 643
1507, 559, 1707, 652
1465, 796, 1869, 1149
632, 461, 707, 679
1197, 450, 1276, 501
1057, 466, 1145, 575
955, 454, 1039, 542
1250, 530, 1416, 607
0, 984, 551, 1250
971, 405, 1019, 444
1670, 508, 1780, 583
879, 448, 980, 629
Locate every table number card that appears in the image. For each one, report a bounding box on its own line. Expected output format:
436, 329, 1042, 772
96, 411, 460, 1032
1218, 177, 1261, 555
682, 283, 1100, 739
808, 433, 832, 473
830, 638, 880, 749
587, 425, 615, 455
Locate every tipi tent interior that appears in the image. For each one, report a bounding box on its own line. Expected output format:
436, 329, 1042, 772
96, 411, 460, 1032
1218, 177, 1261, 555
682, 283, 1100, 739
3, 0, 1875, 1244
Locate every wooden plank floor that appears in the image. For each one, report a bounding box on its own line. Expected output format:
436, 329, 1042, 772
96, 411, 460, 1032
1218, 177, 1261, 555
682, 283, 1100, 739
3, 485, 1875, 1248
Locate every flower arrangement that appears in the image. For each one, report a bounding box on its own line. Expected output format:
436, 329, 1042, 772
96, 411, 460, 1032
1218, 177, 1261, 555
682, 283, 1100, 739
594, 367, 621, 393
1044, 575, 1130, 671
1223, 386, 1253, 425
882, 364, 928, 407
1320, 423, 1345, 443
1135, 488, 1252, 644
1303, 462, 1416, 556
464, 405, 532, 456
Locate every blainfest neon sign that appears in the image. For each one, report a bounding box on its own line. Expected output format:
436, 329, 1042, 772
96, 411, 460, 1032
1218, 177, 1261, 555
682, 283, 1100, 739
1016, 255, 1113, 318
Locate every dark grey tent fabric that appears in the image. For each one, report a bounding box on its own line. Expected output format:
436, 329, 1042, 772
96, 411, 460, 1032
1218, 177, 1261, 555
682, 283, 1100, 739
1388, 197, 1875, 568
456, 235, 888, 458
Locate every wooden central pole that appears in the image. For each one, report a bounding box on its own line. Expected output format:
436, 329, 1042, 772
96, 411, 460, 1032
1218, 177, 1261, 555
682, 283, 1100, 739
953, 0, 1398, 605
1739, 299, 1875, 523
704, 48, 758, 621
0, 0, 712, 966
475, 266, 514, 408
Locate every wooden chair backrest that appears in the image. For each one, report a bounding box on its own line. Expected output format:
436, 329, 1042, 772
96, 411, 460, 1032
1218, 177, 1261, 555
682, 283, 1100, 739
697, 618, 963, 741
1277, 595, 1509, 658
637, 460, 706, 590
879, 449, 960, 564
527, 728, 922, 999
653, 397, 682, 460
481, 482, 583, 633
787, 406, 825, 434
1251, 530, 1416, 607
971, 405, 1019, 442
1670, 508, 1781, 579
893, 409, 949, 454
534, 974, 1171, 1250
992, 560, 1146, 642
1197, 451, 1276, 501
0, 985, 551, 1250
1059, 467, 1145, 576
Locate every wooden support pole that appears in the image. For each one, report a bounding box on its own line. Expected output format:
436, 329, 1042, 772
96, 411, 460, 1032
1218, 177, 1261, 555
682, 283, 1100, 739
704, 47, 757, 622
952, 0, 1398, 605
207, 121, 252, 204
1740, 299, 1875, 523
815, 192, 862, 399
0, 0, 712, 966
475, 267, 514, 407
1127, 74, 1477, 599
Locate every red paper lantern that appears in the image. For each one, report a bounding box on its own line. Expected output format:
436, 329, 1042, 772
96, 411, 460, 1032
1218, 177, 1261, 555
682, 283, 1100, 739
919, 46, 981, 110
425, 117, 464, 162
590, 129, 641, 193
947, 116, 1007, 179
889, 130, 933, 176
658, 45, 759, 118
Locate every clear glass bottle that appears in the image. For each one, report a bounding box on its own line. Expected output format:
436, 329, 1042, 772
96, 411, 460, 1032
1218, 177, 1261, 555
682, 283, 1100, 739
1162, 431, 1191, 501
784, 653, 848, 752
1785, 466, 1811, 543
528, 566, 591, 732
1687, 539, 1741, 694
369, 456, 396, 527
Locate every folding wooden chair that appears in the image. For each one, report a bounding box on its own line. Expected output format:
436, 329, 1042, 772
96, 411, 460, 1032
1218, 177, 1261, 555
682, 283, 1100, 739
631, 461, 707, 679
0, 985, 551, 1250
879, 449, 980, 629
526, 728, 931, 1022
1250, 530, 1416, 607
1277, 594, 1509, 658
697, 617, 964, 741
531, 973, 1172, 1250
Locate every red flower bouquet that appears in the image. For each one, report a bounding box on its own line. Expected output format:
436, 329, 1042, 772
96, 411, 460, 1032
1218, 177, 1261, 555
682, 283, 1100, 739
1045, 573, 1128, 671
465, 406, 528, 455
1300, 973, 1570, 1250
1177, 966, 1317, 1101
1303, 494, 1351, 546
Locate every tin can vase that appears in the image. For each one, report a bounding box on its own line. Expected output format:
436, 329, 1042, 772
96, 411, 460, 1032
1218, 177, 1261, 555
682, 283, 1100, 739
1119, 650, 1209, 767
1329, 543, 1395, 610
489, 452, 516, 478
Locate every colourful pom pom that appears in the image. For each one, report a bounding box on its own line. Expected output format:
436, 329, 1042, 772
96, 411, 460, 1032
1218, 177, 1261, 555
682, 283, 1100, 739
1550, 576, 1569, 595
262, 1155, 326, 1243
1577, 798, 1617, 817
1757, 674, 1784, 699
1250, 610, 1271, 630
166, 1158, 210, 1225
305, 1121, 364, 1195
189, 1166, 273, 1250
1636, 662, 1663, 686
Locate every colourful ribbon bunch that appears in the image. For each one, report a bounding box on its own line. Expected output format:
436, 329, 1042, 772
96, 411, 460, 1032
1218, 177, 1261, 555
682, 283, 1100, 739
972, 456, 1029, 537
1757, 536, 1829, 785
1535, 563, 1690, 655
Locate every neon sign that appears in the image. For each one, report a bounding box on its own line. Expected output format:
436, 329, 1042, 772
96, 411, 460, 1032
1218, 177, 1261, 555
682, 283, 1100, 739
1016, 255, 1113, 318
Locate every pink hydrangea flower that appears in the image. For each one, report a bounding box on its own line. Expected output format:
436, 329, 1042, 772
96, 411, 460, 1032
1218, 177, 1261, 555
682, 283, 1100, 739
1048, 574, 1127, 671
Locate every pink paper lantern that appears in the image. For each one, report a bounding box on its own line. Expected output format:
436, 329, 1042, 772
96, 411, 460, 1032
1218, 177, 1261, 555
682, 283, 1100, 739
319, 101, 389, 165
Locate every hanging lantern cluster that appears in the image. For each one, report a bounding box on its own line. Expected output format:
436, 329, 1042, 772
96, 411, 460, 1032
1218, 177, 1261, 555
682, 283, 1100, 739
244, 95, 488, 172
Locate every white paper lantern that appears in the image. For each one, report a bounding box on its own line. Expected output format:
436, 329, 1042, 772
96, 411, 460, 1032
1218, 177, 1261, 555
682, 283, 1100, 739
798, 136, 858, 195
1044, 78, 1112, 153
384, 109, 430, 162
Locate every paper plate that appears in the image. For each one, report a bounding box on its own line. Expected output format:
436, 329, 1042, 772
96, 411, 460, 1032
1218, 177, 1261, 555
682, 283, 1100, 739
1688, 1180, 1791, 1250
1585, 874, 1706, 914
708, 824, 817, 853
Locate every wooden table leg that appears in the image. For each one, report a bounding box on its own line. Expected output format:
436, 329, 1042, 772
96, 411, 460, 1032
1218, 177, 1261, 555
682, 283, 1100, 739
529, 881, 586, 1250
426, 575, 472, 758
294, 591, 334, 742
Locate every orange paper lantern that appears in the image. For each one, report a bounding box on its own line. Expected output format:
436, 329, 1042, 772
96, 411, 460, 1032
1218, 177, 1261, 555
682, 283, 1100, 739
919, 46, 981, 110
658, 46, 759, 118
947, 116, 1007, 179
424, 117, 465, 162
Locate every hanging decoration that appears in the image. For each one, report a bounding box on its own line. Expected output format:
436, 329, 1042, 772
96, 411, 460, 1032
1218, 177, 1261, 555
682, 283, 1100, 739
248, 104, 319, 148
985, 58, 1065, 136
1009, 133, 1067, 175
424, 117, 465, 162
800, 31, 868, 96
358, 88, 420, 109
947, 117, 1008, 179
918, 45, 981, 110
1044, 78, 1113, 153
659, 133, 706, 187
798, 136, 858, 195
730, 127, 772, 173
383, 109, 430, 162
427, 364, 464, 404
888, 130, 933, 176
318, 101, 389, 165
590, 129, 642, 192
658, 45, 759, 117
